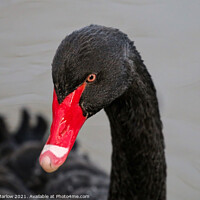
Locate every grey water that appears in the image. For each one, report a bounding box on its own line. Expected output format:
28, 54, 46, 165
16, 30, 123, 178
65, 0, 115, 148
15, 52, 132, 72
0, 0, 200, 199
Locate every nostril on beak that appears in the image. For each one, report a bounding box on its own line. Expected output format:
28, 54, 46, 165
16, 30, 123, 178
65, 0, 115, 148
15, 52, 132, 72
40, 156, 59, 173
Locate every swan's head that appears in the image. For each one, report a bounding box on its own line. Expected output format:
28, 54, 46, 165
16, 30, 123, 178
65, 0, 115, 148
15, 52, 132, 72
39, 25, 135, 172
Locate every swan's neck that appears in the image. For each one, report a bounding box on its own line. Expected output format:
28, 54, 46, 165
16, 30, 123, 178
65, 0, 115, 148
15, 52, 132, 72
105, 76, 166, 200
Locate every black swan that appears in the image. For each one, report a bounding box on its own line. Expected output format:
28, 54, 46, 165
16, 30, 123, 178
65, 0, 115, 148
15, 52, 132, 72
39, 25, 166, 200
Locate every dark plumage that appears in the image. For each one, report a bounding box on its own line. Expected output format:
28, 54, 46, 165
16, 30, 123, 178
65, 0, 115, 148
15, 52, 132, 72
0, 165, 30, 195
14, 109, 47, 144
0, 109, 48, 194
51, 25, 166, 200
0, 24, 166, 200
0, 109, 109, 199
44, 152, 109, 199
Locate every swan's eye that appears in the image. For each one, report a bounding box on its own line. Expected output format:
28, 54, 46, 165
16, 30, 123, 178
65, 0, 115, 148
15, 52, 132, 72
86, 74, 96, 83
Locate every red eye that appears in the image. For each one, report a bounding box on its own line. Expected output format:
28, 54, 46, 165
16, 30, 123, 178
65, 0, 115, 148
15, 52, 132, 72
86, 74, 96, 83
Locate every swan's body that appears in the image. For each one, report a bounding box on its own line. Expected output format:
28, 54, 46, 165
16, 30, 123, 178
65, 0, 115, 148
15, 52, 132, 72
39, 25, 166, 200
0, 110, 47, 195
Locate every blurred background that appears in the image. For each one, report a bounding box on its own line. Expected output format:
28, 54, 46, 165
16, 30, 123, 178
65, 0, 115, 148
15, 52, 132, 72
0, 0, 199, 199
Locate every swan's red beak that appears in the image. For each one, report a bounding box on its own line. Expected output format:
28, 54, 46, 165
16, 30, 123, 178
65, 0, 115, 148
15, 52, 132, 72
39, 83, 86, 173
